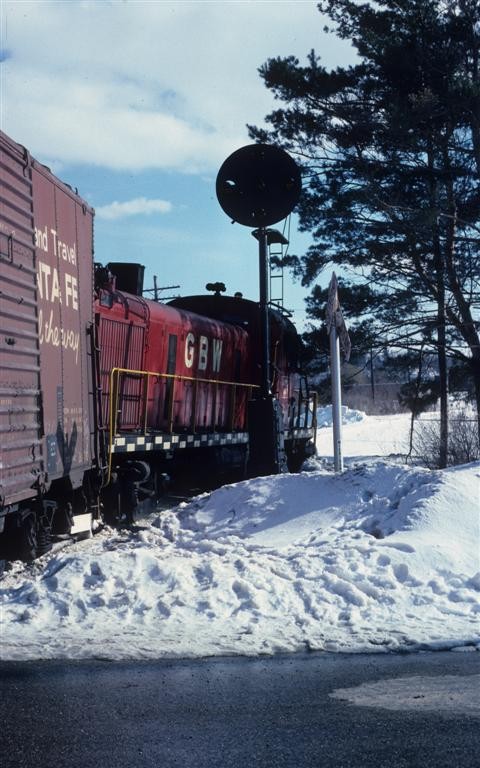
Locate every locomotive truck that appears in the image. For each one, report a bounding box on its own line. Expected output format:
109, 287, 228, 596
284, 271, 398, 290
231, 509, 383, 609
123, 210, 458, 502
0, 130, 317, 561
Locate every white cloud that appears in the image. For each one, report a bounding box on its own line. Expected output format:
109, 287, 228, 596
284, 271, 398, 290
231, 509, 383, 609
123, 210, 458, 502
0, 1, 354, 173
95, 197, 173, 220
3, 68, 240, 173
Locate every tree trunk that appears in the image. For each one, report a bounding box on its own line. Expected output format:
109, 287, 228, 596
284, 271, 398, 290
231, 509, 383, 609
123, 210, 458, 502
437, 290, 449, 469
407, 346, 425, 462
470, 354, 480, 444
428, 141, 449, 469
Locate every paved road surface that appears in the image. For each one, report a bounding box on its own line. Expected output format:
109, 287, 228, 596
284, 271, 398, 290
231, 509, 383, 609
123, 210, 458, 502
1, 651, 478, 767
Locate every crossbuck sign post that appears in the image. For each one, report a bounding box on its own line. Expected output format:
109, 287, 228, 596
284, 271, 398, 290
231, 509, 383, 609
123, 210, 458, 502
325, 273, 351, 472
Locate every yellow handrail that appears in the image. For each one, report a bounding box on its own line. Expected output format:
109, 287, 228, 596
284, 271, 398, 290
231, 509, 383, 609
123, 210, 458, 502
106, 366, 317, 483
109, 367, 259, 435
107, 367, 260, 482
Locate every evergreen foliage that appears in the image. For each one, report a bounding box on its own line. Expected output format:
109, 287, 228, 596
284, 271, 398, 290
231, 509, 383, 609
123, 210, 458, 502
249, 0, 480, 459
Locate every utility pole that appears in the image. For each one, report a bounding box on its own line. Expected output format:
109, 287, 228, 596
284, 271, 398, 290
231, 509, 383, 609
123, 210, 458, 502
142, 279, 180, 302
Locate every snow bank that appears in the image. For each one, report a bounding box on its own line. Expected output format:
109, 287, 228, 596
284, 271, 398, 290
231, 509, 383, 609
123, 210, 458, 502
1, 460, 478, 660
316, 404, 366, 428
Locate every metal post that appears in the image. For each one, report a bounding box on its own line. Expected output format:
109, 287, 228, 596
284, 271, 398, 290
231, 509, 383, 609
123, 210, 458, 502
258, 227, 271, 397
330, 323, 344, 472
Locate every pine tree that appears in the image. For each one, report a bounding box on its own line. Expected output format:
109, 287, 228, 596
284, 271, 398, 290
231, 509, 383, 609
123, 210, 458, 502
249, 0, 480, 465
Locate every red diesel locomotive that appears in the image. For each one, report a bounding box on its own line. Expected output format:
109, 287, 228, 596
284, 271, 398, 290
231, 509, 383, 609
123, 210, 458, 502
0, 130, 317, 561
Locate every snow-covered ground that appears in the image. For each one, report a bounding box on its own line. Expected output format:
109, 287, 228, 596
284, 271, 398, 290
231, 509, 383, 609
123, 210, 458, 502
0, 410, 479, 660
315, 404, 410, 460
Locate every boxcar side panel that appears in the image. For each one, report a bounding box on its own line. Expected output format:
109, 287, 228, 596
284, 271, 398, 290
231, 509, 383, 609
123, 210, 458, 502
0, 132, 43, 508
31, 163, 94, 485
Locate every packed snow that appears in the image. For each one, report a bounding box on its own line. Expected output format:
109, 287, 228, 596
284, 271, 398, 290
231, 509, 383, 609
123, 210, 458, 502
0, 410, 479, 660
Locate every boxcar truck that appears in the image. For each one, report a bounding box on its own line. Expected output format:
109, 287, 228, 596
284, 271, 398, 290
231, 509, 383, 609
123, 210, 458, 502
0, 130, 100, 560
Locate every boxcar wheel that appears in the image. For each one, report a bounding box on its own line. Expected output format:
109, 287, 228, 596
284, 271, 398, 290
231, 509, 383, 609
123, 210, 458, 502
52, 503, 73, 536
101, 475, 123, 526
18, 514, 37, 562
36, 519, 52, 557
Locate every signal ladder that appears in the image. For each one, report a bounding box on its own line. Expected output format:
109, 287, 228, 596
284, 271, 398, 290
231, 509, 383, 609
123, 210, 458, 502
269, 228, 290, 312
252, 225, 292, 314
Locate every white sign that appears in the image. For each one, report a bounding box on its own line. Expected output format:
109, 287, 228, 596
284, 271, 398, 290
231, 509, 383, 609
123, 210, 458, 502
326, 272, 351, 361
325, 272, 339, 333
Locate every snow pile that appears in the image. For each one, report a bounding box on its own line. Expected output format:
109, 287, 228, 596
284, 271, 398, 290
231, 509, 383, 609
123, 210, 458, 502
1, 459, 478, 661
316, 411, 410, 459
316, 404, 366, 428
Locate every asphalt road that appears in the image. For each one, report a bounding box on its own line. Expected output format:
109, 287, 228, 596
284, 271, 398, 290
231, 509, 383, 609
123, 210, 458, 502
1, 651, 478, 768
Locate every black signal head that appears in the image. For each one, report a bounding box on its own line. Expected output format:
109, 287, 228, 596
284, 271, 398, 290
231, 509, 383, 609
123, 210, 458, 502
216, 144, 301, 227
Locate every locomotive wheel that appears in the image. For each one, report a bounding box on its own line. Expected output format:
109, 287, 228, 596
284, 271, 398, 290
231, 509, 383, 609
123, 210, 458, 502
102, 507, 122, 527
122, 485, 140, 525
102, 496, 122, 527
154, 469, 170, 497
286, 447, 307, 473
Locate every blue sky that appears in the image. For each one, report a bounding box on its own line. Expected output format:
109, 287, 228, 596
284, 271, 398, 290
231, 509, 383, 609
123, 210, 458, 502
0, 0, 354, 327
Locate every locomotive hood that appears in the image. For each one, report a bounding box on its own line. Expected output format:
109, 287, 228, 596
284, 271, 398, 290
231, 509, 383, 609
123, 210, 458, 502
168, 294, 302, 371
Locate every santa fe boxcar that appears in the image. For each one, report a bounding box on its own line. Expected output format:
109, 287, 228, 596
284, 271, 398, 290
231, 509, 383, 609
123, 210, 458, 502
0, 130, 97, 559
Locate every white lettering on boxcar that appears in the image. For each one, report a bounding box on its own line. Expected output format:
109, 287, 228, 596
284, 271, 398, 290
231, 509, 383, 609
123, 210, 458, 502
34, 224, 77, 266
51, 266, 62, 304
64, 273, 78, 310
50, 228, 77, 265
34, 225, 48, 252
37, 261, 79, 310
36, 259, 80, 362
37, 261, 63, 304
38, 309, 80, 364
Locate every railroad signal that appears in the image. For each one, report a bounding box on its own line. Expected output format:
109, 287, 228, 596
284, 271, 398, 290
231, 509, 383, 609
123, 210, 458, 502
216, 144, 302, 476
216, 144, 301, 227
